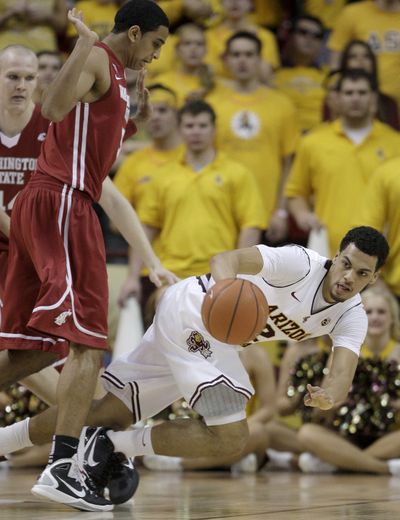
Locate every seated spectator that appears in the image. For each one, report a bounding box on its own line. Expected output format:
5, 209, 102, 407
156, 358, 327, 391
0, 0, 67, 53
298, 287, 400, 476
275, 15, 326, 133
303, 0, 346, 32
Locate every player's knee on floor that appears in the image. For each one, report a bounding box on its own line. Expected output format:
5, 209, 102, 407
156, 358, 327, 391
297, 423, 322, 448
207, 420, 249, 457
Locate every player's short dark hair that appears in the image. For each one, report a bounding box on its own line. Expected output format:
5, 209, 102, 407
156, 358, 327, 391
339, 227, 389, 270
113, 0, 169, 34
178, 99, 216, 125
225, 30, 262, 55
337, 68, 377, 92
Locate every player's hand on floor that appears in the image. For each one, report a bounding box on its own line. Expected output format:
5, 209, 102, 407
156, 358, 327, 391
149, 266, 179, 288
304, 384, 334, 410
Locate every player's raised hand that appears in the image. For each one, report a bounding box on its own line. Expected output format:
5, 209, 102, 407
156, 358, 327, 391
68, 8, 98, 44
304, 384, 334, 410
148, 265, 180, 288
132, 69, 152, 124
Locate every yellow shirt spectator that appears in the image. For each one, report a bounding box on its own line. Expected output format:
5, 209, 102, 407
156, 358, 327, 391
328, 1, 400, 106
137, 152, 265, 277
67, 0, 118, 40
304, 0, 346, 30
155, 69, 203, 106
207, 83, 299, 225
361, 157, 400, 296
205, 25, 280, 78
0, 0, 65, 52
274, 66, 326, 132
285, 120, 400, 255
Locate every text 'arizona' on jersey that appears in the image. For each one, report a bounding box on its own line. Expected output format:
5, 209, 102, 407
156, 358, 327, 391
36, 42, 134, 202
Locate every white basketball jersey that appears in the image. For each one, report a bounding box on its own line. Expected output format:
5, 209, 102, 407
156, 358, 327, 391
197, 245, 368, 355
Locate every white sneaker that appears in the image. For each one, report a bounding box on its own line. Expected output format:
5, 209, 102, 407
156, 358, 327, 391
230, 453, 258, 474
298, 452, 337, 474
388, 458, 400, 476
142, 455, 182, 472
264, 449, 293, 471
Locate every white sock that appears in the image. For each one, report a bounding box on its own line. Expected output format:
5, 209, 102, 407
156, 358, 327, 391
266, 449, 293, 469
387, 459, 400, 476
0, 418, 33, 456
107, 426, 155, 457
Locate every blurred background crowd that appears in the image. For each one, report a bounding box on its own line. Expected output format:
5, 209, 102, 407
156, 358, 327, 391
2, 0, 400, 477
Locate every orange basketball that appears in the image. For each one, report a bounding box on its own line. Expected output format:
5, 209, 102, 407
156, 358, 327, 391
201, 278, 269, 345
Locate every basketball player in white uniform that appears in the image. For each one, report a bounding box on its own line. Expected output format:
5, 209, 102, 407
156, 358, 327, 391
0, 226, 390, 499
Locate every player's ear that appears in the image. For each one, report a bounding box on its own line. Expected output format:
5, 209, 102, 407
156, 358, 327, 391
128, 25, 141, 43
369, 270, 380, 286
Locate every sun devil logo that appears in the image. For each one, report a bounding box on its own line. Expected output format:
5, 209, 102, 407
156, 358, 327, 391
54, 310, 72, 326
186, 331, 212, 359
321, 318, 331, 326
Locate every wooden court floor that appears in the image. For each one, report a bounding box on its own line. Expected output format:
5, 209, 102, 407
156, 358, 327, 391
1, 466, 400, 519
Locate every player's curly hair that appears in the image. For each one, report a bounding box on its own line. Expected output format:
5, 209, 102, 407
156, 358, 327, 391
113, 0, 169, 34
339, 226, 389, 270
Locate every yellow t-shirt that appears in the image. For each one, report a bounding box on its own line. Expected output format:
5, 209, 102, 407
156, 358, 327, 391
328, 1, 400, 105
205, 24, 280, 78
155, 70, 203, 106
114, 144, 184, 208
211, 0, 283, 28
67, 0, 118, 40
360, 157, 400, 296
137, 152, 265, 278
0, 0, 58, 52
285, 119, 400, 255
157, 0, 184, 25
207, 83, 299, 225
361, 339, 397, 360
274, 66, 326, 132
304, 0, 346, 30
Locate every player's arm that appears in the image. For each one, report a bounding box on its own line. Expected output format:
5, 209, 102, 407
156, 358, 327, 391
99, 176, 178, 288
41, 9, 99, 121
304, 347, 358, 410
210, 246, 264, 281
0, 209, 10, 237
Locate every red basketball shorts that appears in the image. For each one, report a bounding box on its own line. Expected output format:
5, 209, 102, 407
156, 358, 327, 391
0, 174, 109, 353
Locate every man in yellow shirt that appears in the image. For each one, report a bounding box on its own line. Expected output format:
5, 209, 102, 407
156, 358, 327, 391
156, 24, 213, 106
328, 0, 400, 107
286, 69, 400, 256
207, 31, 299, 243
120, 99, 264, 311
361, 157, 400, 300
275, 15, 326, 133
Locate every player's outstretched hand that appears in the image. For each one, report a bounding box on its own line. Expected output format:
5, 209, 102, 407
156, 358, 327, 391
132, 69, 152, 124
68, 8, 98, 44
304, 384, 334, 410
149, 266, 180, 288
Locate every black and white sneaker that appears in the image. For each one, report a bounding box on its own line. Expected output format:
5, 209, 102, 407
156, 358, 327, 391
81, 427, 139, 504
31, 456, 113, 512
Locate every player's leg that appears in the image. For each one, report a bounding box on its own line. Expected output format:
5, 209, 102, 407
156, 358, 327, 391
0, 349, 57, 390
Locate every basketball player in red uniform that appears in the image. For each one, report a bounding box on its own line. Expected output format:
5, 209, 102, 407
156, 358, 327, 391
0, 1, 173, 512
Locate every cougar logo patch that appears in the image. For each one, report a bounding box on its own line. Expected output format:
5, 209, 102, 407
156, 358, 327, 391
54, 310, 72, 326
186, 331, 212, 359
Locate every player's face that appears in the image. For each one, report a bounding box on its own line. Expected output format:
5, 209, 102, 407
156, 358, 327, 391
225, 39, 260, 82
179, 112, 215, 153
128, 25, 169, 70
177, 30, 206, 68
146, 102, 178, 139
38, 54, 62, 87
325, 244, 379, 303
337, 78, 375, 119
0, 55, 38, 111
364, 294, 392, 337
345, 44, 373, 73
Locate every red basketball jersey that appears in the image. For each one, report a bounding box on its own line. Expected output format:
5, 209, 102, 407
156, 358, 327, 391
36, 42, 135, 202
0, 104, 49, 251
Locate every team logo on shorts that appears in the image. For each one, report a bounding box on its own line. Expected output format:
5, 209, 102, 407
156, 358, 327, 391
54, 310, 72, 326
186, 331, 212, 359
321, 318, 331, 326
